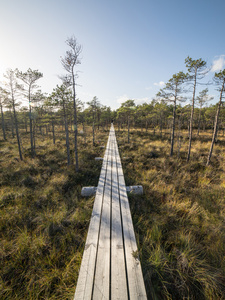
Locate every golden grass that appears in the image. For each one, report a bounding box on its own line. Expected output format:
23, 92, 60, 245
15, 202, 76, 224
116, 127, 225, 299
1, 125, 225, 299
0, 126, 108, 299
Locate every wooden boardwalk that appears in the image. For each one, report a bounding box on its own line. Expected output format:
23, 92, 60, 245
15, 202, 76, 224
74, 124, 147, 300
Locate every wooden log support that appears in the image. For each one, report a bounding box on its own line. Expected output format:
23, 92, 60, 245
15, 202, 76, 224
126, 185, 143, 195
81, 187, 97, 197
81, 185, 143, 197
74, 124, 147, 300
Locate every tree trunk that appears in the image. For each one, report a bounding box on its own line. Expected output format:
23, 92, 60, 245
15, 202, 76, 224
0, 103, 6, 140
187, 73, 197, 162
11, 112, 15, 138
33, 122, 36, 154
52, 120, 55, 144
72, 70, 78, 171
203, 117, 206, 132
92, 121, 95, 146
160, 118, 163, 138
97, 113, 100, 130
207, 80, 225, 165
128, 116, 130, 144
197, 107, 201, 136
12, 101, 23, 160
82, 122, 86, 144
177, 115, 182, 158
170, 97, 176, 157
63, 101, 71, 166
28, 87, 35, 157
29, 105, 34, 157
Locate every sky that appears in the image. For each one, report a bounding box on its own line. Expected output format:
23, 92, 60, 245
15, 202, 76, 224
0, 0, 225, 110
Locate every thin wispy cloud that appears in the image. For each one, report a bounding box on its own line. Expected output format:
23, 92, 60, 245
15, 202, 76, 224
211, 55, 225, 72
154, 81, 165, 87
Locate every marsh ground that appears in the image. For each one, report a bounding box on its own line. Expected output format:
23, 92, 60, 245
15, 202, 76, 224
0, 126, 225, 299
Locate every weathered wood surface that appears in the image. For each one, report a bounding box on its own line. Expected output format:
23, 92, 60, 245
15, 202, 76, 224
74, 124, 147, 300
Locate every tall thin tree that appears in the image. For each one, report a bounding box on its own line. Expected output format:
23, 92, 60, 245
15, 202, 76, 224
50, 85, 72, 165
206, 69, 225, 166
16, 68, 43, 157
61, 36, 82, 171
196, 88, 213, 136
87, 96, 101, 146
4, 69, 23, 160
157, 71, 187, 156
185, 56, 208, 162
0, 87, 8, 140
117, 100, 135, 143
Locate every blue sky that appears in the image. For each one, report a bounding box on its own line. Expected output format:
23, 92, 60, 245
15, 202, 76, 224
0, 0, 225, 109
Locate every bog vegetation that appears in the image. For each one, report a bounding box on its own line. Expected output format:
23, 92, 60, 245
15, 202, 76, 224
1, 36, 225, 299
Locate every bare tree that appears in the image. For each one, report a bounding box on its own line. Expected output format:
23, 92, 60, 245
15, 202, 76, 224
4, 69, 23, 160
185, 56, 208, 162
206, 69, 225, 165
61, 36, 82, 171
16, 68, 43, 157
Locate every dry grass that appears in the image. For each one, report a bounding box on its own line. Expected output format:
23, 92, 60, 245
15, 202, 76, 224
1, 125, 225, 299
116, 127, 225, 299
0, 126, 108, 299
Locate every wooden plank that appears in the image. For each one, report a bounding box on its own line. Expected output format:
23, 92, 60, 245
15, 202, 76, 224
74, 135, 111, 300
111, 136, 128, 300
92, 132, 112, 299
114, 126, 147, 300
75, 124, 147, 300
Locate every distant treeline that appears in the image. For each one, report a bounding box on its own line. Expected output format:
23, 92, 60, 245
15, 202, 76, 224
1, 53, 225, 166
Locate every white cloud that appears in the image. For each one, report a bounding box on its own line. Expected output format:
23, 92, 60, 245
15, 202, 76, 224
153, 81, 165, 87
145, 86, 152, 90
211, 55, 225, 72
135, 97, 150, 104
116, 95, 150, 106
116, 94, 130, 104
